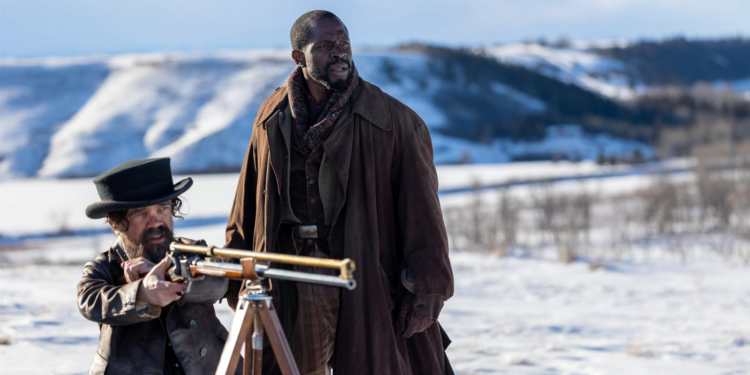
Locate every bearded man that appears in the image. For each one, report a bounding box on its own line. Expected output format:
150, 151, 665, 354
77, 158, 235, 375
225, 10, 454, 375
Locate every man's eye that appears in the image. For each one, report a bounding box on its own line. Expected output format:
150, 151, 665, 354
160, 206, 170, 211
320, 43, 329, 48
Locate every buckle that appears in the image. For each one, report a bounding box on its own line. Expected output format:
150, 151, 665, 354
297, 225, 318, 239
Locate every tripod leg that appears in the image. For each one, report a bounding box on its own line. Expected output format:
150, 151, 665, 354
250, 314, 264, 375
216, 299, 255, 375
244, 322, 252, 375
257, 299, 300, 375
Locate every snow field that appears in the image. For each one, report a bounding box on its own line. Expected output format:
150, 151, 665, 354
2, 161, 748, 374
446, 252, 750, 374
1, 161, 682, 238
1, 238, 748, 374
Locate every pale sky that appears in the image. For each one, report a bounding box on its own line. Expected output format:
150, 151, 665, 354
1, 0, 748, 57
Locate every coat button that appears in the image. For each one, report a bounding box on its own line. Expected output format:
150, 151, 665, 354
177, 301, 185, 307
190, 320, 197, 328
139, 339, 147, 346
200, 348, 207, 357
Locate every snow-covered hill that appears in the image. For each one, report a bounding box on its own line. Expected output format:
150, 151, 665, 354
484, 41, 750, 101
484, 43, 639, 100
0, 49, 655, 179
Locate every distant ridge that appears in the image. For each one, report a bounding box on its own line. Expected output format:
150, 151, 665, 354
1, 38, 748, 178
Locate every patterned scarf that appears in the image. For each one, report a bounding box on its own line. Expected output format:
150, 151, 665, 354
287, 65, 359, 155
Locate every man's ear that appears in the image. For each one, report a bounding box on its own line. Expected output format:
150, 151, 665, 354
106, 215, 120, 235
291, 50, 306, 67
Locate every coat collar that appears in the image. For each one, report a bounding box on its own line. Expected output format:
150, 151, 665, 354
255, 78, 391, 131
108, 238, 129, 264
348, 78, 392, 131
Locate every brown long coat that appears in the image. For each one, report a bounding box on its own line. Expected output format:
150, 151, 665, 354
225, 78, 454, 374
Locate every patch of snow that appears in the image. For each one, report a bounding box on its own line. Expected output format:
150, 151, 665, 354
355, 51, 448, 129
484, 43, 638, 100
569, 39, 634, 50
0, 61, 110, 178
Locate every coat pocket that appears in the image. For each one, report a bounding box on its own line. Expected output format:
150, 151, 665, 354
379, 265, 396, 312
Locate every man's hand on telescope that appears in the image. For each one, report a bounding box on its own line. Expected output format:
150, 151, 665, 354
136, 256, 185, 307
122, 257, 155, 283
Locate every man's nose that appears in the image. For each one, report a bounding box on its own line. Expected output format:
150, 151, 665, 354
144, 207, 164, 229
331, 44, 346, 60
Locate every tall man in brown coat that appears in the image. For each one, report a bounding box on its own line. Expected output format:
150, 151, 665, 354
225, 10, 454, 375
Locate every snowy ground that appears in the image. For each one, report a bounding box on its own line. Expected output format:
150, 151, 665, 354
446, 252, 750, 374
2, 162, 748, 374
0, 160, 690, 240
2, 236, 748, 374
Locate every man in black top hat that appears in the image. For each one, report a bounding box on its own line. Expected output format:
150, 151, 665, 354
77, 158, 236, 375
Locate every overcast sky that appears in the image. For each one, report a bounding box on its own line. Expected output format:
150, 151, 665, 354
1, 0, 748, 57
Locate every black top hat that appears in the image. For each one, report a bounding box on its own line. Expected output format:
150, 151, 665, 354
85, 158, 192, 219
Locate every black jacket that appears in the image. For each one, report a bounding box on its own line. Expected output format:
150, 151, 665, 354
77, 237, 234, 375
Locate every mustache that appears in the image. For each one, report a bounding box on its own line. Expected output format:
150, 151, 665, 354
139, 225, 172, 246
325, 58, 350, 71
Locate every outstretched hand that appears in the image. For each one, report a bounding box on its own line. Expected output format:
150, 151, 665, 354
136, 256, 185, 307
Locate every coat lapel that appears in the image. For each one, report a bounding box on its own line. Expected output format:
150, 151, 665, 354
266, 111, 285, 195
108, 239, 128, 264
322, 116, 354, 229
321, 80, 393, 230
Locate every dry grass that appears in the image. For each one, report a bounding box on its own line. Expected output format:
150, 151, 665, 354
444, 155, 750, 264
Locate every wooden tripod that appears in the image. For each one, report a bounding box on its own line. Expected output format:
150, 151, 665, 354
215, 282, 300, 375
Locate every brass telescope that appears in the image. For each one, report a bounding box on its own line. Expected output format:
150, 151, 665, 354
168, 243, 356, 290
165, 243, 359, 375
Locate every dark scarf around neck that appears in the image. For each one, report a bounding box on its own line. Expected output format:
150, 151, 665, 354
286, 65, 359, 155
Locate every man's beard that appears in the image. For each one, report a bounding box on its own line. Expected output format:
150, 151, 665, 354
308, 58, 354, 92
121, 225, 175, 263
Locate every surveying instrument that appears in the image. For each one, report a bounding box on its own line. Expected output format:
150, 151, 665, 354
167, 242, 357, 375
